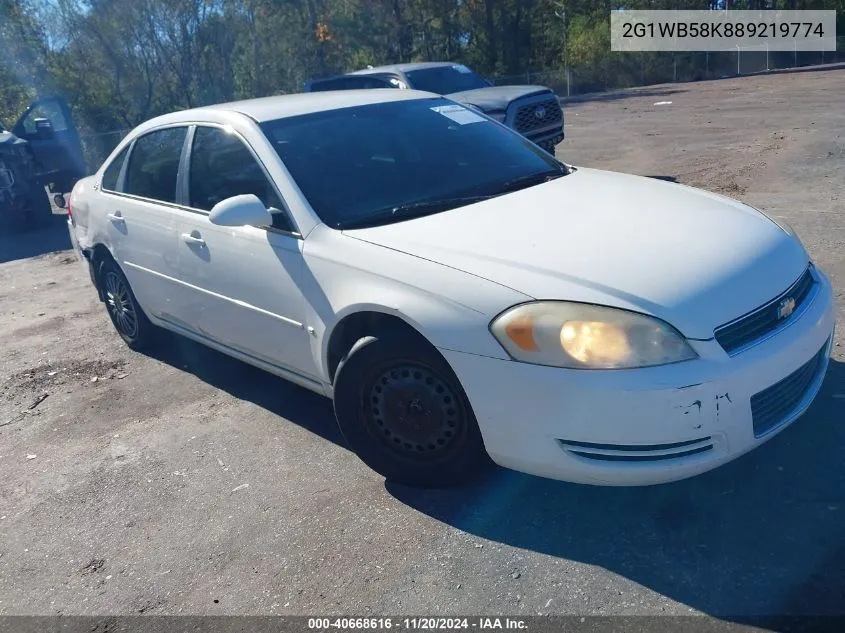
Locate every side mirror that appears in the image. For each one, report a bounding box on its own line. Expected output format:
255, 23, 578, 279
209, 194, 273, 228
34, 117, 55, 139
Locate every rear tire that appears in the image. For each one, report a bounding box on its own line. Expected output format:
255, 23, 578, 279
333, 332, 492, 488
97, 257, 158, 350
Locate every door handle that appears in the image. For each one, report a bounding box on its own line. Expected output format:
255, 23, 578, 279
107, 212, 124, 222
180, 233, 206, 247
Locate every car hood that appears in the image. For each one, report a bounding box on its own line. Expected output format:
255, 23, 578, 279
344, 168, 809, 339
446, 85, 553, 112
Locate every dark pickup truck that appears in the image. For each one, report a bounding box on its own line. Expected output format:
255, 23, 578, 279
0, 96, 85, 230
305, 62, 564, 154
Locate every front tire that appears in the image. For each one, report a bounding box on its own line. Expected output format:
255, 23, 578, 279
98, 257, 157, 350
333, 333, 491, 487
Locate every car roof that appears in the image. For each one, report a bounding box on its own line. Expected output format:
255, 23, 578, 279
348, 62, 457, 75
136, 89, 439, 129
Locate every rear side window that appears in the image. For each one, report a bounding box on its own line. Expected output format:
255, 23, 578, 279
124, 127, 187, 203
188, 126, 289, 230
309, 78, 351, 92
310, 76, 395, 91
101, 146, 129, 192
360, 76, 398, 89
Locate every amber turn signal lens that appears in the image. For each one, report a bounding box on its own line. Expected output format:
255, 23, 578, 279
504, 316, 539, 351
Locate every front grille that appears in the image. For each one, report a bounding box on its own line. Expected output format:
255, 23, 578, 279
0, 159, 14, 189
558, 436, 713, 462
0, 145, 34, 182
513, 98, 562, 134
715, 267, 816, 355
750, 342, 828, 437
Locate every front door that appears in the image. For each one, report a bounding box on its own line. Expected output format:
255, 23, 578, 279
13, 96, 85, 190
173, 125, 316, 379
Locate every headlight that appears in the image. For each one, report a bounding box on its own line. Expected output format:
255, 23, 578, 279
490, 302, 697, 369
488, 111, 507, 123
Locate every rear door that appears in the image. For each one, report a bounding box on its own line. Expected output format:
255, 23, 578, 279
13, 96, 85, 190
173, 124, 317, 379
103, 126, 188, 323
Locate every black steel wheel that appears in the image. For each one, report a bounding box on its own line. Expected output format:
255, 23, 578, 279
365, 359, 470, 459
333, 332, 491, 487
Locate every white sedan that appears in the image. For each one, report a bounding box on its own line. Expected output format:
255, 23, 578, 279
67, 89, 835, 487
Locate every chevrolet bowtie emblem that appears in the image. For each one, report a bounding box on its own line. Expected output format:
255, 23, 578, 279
777, 296, 796, 320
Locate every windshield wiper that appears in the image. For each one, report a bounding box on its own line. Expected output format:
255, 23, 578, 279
340, 194, 496, 229
494, 168, 566, 195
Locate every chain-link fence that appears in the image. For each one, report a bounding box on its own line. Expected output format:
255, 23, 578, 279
79, 129, 129, 176
491, 36, 845, 98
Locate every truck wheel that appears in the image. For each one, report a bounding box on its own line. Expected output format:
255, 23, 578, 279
25, 186, 54, 229
333, 332, 492, 488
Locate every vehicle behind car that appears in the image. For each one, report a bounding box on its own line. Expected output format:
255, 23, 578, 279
67, 90, 834, 490
0, 97, 85, 230
305, 62, 564, 154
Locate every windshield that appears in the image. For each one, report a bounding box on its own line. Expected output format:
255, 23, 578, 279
261, 97, 566, 229
404, 65, 491, 94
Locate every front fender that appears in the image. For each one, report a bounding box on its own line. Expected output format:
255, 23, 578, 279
301, 225, 529, 382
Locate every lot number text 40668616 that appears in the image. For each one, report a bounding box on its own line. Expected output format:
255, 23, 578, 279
307, 617, 529, 630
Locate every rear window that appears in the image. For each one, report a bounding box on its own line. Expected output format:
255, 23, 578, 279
404, 65, 490, 94
310, 76, 396, 91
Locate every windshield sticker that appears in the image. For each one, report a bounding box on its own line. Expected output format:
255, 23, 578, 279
431, 104, 485, 125
453, 64, 473, 74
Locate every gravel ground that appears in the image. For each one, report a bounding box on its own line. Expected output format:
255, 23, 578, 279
1, 68, 843, 621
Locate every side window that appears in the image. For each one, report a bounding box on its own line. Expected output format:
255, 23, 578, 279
21, 100, 69, 134
189, 126, 291, 231
101, 146, 130, 192
362, 77, 397, 89
124, 127, 187, 203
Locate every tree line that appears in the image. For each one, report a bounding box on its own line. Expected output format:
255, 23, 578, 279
2, 0, 842, 144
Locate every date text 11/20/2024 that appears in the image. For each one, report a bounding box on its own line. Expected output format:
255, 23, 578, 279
308, 618, 529, 630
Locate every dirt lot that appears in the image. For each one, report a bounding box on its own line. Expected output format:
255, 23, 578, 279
1, 68, 844, 621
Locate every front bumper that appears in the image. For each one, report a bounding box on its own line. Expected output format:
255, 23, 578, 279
442, 269, 836, 486
67, 216, 84, 261
0, 146, 37, 216
524, 127, 564, 148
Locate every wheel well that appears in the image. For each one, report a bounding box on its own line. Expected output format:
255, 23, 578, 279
89, 244, 115, 301
326, 311, 431, 384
